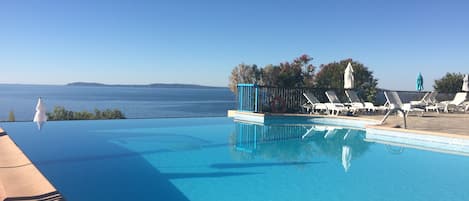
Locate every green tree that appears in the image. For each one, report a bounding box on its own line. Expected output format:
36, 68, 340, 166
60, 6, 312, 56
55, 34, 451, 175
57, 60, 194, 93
259, 64, 281, 86
264, 54, 315, 88
228, 63, 261, 93
433, 72, 464, 93
315, 59, 378, 102
229, 54, 315, 91
8, 111, 15, 122
277, 61, 303, 87
294, 54, 315, 87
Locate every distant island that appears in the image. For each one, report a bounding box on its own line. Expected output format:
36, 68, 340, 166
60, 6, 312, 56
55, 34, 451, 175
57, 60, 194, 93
66, 82, 226, 89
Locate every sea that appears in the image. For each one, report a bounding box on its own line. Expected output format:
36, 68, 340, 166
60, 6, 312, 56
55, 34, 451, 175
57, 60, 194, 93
0, 84, 236, 121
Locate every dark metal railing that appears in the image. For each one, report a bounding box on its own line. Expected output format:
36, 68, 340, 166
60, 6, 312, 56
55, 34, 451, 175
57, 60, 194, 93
236, 84, 347, 113
236, 83, 456, 114
256, 87, 308, 113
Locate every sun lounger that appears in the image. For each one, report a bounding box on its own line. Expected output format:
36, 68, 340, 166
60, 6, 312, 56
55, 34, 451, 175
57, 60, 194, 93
419, 91, 441, 112
302, 92, 328, 114
380, 91, 419, 128
344, 90, 366, 110
388, 91, 425, 116
437, 92, 468, 113
411, 91, 438, 107
410, 92, 430, 106
426, 91, 439, 105
424, 92, 443, 113
345, 90, 385, 113
325, 90, 356, 115
425, 104, 440, 113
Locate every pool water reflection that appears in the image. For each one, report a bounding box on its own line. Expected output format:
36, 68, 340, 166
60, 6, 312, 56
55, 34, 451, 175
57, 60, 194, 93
232, 122, 369, 173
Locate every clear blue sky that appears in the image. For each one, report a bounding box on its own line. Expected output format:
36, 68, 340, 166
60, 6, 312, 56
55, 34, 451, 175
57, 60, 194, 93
1, 0, 468, 90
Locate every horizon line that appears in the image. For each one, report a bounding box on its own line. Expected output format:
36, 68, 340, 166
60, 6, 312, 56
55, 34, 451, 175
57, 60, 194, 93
0, 82, 228, 88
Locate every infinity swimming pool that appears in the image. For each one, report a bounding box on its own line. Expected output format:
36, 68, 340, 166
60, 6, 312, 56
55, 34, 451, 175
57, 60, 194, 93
3, 117, 469, 201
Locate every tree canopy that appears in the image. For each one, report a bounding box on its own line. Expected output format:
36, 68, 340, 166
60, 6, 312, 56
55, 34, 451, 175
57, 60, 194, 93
228, 63, 260, 93
228, 56, 379, 103
433, 72, 464, 93
315, 59, 378, 102
228, 54, 315, 93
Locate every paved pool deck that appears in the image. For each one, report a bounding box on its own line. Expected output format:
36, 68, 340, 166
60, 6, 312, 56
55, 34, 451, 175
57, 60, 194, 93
363, 112, 469, 136
228, 110, 469, 136
0, 128, 63, 201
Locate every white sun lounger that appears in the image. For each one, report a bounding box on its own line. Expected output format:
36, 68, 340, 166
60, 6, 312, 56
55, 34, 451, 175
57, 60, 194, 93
345, 90, 386, 113
344, 90, 366, 110
325, 90, 355, 115
386, 91, 424, 116
427, 91, 439, 105
409, 92, 430, 106
302, 92, 328, 114
380, 91, 408, 128
380, 91, 425, 128
411, 91, 439, 107
423, 92, 443, 113
437, 92, 468, 113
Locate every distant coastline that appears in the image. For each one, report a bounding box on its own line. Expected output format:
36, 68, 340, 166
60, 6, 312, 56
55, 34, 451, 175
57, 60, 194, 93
66, 82, 227, 89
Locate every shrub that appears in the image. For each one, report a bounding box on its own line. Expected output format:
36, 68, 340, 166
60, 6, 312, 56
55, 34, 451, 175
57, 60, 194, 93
47, 106, 125, 121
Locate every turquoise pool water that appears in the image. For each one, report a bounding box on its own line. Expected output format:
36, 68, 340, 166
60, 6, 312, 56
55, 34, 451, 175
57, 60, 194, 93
3, 117, 469, 201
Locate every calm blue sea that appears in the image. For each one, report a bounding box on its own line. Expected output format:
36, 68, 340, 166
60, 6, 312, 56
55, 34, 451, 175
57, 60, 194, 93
0, 84, 236, 121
